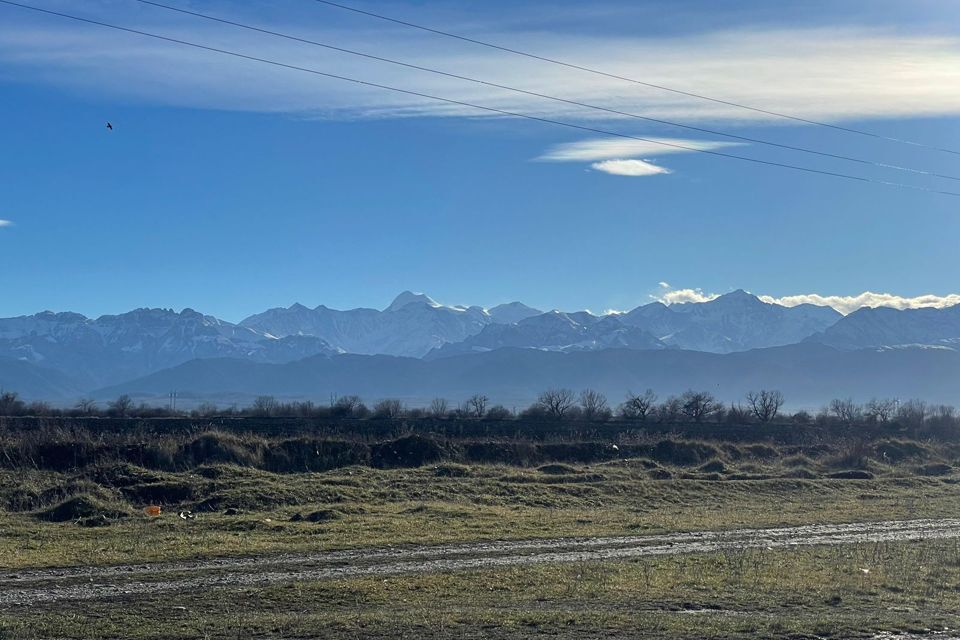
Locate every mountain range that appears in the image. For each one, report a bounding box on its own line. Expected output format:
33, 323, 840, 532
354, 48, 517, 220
240, 292, 542, 358
0, 308, 336, 389
2, 290, 959, 406
621, 290, 842, 352
805, 304, 960, 350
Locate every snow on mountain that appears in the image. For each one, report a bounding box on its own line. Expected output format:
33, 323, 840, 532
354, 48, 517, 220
486, 302, 543, 324
426, 310, 665, 358
0, 308, 336, 387
621, 290, 842, 352
384, 291, 442, 312
0, 290, 857, 395
242, 292, 518, 358
242, 290, 845, 358
805, 304, 960, 350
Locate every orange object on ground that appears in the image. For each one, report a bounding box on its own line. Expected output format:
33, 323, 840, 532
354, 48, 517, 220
144, 505, 162, 517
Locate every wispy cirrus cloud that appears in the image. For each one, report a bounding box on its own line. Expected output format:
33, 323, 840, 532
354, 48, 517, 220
0, 6, 958, 125
0, 220, 13, 228
538, 138, 744, 162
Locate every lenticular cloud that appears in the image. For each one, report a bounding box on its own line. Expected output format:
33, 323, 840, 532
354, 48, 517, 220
590, 159, 671, 177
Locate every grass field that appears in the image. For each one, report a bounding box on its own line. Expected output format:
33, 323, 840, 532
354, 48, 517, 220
4, 538, 960, 639
0, 465, 958, 570
1, 423, 959, 638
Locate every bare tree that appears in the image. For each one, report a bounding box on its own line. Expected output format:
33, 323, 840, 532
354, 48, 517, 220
0, 391, 26, 416
193, 402, 219, 418
934, 404, 957, 420
745, 389, 784, 423
26, 401, 53, 416
429, 397, 449, 418
579, 389, 610, 421
75, 398, 98, 416
537, 388, 576, 420
332, 395, 365, 418
372, 398, 405, 419
897, 399, 927, 427
108, 394, 134, 418
928, 404, 959, 437
620, 389, 658, 421
292, 400, 318, 417
251, 395, 278, 417
656, 396, 684, 423
680, 390, 718, 423
866, 398, 897, 423
829, 398, 862, 424
485, 405, 513, 420
465, 394, 489, 418
726, 402, 751, 424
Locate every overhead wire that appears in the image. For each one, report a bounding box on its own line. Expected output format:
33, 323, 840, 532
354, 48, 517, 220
311, 0, 960, 157
1, 0, 957, 197
129, 0, 960, 183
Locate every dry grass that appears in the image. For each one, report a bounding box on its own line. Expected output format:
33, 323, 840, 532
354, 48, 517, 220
2, 426, 959, 638
3, 539, 960, 639
0, 461, 958, 569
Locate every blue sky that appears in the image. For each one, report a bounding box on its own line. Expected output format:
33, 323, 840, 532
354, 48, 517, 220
1, 0, 959, 321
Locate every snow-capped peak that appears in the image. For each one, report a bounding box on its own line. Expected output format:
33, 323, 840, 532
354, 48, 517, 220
385, 291, 441, 312
486, 301, 543, 324
717, 288, 757, 302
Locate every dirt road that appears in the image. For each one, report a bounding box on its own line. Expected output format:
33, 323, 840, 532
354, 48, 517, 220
2, 518, 958, 607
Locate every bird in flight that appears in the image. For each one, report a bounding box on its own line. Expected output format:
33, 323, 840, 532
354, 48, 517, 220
106, 122, 113, 130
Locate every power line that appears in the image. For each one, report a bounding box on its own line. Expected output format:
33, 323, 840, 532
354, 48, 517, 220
2, 0, 958, 197
133, 0, 960, 183
311, 0, 960, 157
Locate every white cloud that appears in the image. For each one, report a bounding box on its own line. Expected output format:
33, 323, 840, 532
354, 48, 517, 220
653, 285, 960, 314
658, 281, 671, 289
758, 292, 960, 315
0, 220, 12, 228
590, 159, 670, 177
0, 11, 958, 125
540, 137, 739, 176
657, 288, 720, 305
539, 138, 743, 162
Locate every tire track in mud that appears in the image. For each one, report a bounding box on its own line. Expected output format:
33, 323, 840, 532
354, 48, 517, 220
2, 518, 959, 607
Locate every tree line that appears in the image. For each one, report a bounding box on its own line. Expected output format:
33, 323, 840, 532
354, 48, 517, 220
0, 388, 957, 431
